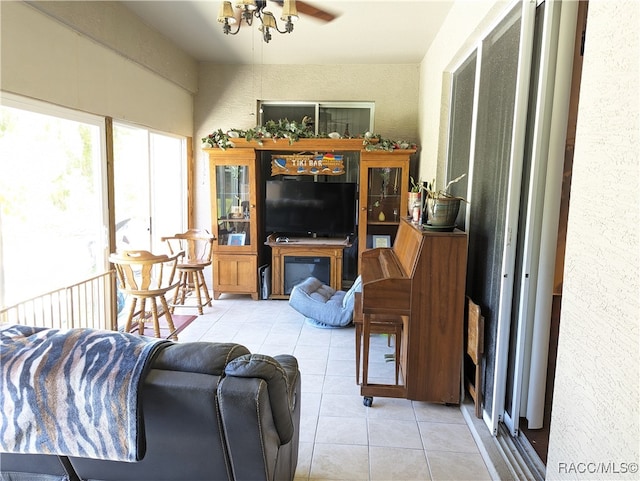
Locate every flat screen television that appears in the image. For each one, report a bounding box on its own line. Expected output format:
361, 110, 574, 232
265, 180, 357, 237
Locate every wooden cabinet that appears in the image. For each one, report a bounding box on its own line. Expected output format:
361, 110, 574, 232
205, 141, 416, 299
358, 150, 413, 272
206, 148, 260, 300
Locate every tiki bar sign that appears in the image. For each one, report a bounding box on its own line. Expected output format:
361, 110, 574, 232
271, 153, 344, 176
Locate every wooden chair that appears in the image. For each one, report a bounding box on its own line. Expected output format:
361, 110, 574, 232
354, 292, 403, 386
465, 297, 485, 418
161, 229, 215, 315
110, 250, 183, 340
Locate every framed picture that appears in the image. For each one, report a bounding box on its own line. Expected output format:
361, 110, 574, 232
228, 232, 246, 246
372, 235, 391, 248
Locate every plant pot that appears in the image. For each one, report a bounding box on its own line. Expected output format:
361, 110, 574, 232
426, 197, 461, 226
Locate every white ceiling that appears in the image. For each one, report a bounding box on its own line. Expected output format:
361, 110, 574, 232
121, 1, 454, 65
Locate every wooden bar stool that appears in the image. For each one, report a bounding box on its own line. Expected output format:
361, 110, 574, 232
354, 292, 403, 386
109, 250, 183, 340
161, 229, 215, 315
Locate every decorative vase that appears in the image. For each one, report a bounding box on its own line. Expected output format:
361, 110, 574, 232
426, 197, 461, 226
378, 211, 386, 222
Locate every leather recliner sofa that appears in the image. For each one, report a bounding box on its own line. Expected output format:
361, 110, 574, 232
0, 340, 301, 481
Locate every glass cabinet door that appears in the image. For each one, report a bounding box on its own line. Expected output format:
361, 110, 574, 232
215, 164, 252, 247
364, 165, 403, 248
357, 150, 412, 269
207, 148, 259, 300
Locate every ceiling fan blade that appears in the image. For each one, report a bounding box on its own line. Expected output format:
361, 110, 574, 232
296, 1, 338, 22
270, 0, 338, 23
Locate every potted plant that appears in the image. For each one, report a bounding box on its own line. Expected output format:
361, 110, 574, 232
424, 174, 467, 227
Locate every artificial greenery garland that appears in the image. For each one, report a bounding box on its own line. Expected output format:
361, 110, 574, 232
201, 117, 417, 152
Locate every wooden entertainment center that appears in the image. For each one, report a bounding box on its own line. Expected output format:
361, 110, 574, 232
205, 139, 415, 299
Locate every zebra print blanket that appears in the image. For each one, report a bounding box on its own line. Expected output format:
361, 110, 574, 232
0, 324, 169, 462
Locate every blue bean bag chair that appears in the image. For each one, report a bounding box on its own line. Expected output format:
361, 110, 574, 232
288, 276, 362, 328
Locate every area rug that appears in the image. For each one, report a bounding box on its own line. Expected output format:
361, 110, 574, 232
127, 314, 197, 340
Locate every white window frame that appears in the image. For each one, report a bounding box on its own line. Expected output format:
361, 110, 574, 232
0, 91, 109, 306
258, 100, 375, 134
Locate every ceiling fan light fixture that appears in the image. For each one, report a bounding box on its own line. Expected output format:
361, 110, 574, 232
218, 0, 310, 42
235, 0, 258, 11
217, 1, 236, 24
258, 11, 276, 43
262, 11, 277, 29
281, 0, 299, 22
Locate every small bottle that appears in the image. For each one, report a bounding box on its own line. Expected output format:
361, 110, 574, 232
412, 204, 422, 224
343, 123, 350, 138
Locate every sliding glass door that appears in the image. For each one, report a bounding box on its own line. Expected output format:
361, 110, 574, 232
447, 0, 537, 435
447, 0, 577, 447
1, 97, 189, 317
113, 123, 186, 253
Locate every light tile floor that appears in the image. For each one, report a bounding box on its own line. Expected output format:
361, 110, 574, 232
177, 295, 494, 481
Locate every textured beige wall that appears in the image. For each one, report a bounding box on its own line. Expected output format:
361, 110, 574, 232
0, 1, 194, 136
195, 63, 420, 141
546, 2, 640, 478
193, 63, 420, 226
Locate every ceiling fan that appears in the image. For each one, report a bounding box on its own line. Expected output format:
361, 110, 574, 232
219, 0, 338, 43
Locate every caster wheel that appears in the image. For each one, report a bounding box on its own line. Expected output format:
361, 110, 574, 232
363, 396, 373, 407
